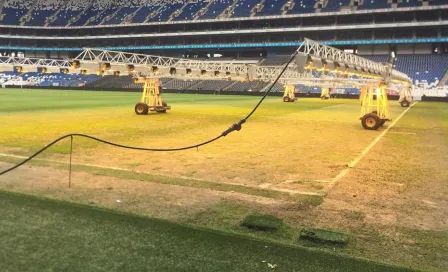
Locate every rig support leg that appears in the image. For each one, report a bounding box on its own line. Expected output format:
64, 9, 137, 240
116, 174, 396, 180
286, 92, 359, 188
360, 83, 391, 130
283, 84, 296, 102
320, 88, 330, 99
134, 78, 171, 115
399, 85, 412, 107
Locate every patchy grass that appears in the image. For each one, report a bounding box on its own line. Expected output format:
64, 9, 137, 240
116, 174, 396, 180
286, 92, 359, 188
0, 190, 416, 272
0, 155, 322, 204
0, 88, 401, 191
1, 89, 446, 271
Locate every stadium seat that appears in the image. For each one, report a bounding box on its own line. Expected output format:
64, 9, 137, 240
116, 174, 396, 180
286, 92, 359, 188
255, 0, 288, 16
321, 0, 351, 12
172, 2, 207, 21
198, 0, 233, 19
358, 0, 391, 10
231, 0, 260, 17
286, 0, 316, 14
0, 0, 438, 27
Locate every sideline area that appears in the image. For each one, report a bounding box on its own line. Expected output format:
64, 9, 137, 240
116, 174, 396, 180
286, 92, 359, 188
0, 190, 416, 272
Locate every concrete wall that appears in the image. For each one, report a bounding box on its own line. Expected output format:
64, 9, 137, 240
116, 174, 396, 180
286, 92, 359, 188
397, 44, 414, 54
357, 45, 373, 55
373, 44, 389, 55
414, 44, 432, 54
35, 51, 46, 58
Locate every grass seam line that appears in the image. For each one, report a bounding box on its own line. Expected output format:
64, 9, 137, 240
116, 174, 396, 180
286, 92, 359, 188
0, 155, 323, 201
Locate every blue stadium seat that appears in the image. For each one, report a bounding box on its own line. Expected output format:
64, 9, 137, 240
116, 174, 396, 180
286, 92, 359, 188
256, 0, 287, 16
147, 3, 183, 22
0, 0, 433, 27
232, 0, 260, 17
70, 8, 101, 26
321, 0, 351, 12
1, 8, 27, 25
131, 6, 160, 23
364, 54, 448, 85
103, 7, 138, 25
397, 0, 421, 8
25, 10, 56, 26
286, 0, 316, 14
50, 10, 83, 26
86, 8, 118, 26
172, 2, 207, 21
198, 0, 233, 19
358, 0, 391, 10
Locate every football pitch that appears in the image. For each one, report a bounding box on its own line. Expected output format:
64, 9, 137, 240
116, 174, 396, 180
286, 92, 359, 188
0, 88, 447, 271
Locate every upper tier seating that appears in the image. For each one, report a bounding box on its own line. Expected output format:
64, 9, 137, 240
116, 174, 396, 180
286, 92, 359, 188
357, 0, 390, 10
231, 0, 260, 17
255, 0, 288, 16
198, 0, 233, 19
321, 0, 351, 12
0, 0, 439, 27
286, 0, 317, 14
363, 54, 448, 85
172, 1, 208, 21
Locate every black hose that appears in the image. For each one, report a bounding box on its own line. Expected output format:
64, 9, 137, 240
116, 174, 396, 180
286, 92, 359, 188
0, 51, 298, 177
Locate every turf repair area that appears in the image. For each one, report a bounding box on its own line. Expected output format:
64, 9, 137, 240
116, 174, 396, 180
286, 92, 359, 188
0, 191, 416, 272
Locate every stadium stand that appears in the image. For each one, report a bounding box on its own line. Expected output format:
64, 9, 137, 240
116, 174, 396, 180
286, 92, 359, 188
24, 0, 64, 26
321, 0, 351, 12
130, 4, 162, 23
1, 0, 32, 25
48, 0, 85, 26
0, 72, 100, 87
255, 0, 287, 16
172, 1, 208, 21
231, 0, 259, 17
186, 80, 234, 91
286, 0, 317, 14
224, 80, 268, 92
199, 0, 233, 19
0, 53, 446, 97
148, 2, 183, 22
357, 0, 391, 10
363, 54, 448, 85
1, 0, 442, 27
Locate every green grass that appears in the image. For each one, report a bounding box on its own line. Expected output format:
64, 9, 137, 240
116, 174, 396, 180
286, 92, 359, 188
0, 88, 331, 113
0, 190, 416, 272
0, 88, 445, 271
299, 228, 350, 245
242, 215, 284, 231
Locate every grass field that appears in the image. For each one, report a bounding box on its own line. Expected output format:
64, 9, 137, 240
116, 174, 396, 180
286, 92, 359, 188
0, 88, 447, 271
1, 190, 414, 272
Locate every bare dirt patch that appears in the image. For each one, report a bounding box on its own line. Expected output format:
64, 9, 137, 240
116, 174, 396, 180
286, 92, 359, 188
0, 162, 313, 223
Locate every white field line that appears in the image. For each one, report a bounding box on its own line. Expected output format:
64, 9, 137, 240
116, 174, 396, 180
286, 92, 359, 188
0, 153, 321, 196
2, 102, 412, 199
323, 102, 418, 195
320, 104, 343, 110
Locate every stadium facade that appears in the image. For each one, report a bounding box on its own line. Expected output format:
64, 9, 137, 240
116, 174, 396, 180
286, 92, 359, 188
0, 0, 447, 92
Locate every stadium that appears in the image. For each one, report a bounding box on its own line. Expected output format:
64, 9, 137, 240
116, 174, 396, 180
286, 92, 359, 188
0, 0, 447, 271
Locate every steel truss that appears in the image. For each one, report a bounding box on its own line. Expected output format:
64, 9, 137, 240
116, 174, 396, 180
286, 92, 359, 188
0, 39, 411, 88
0, 56, 72, 68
